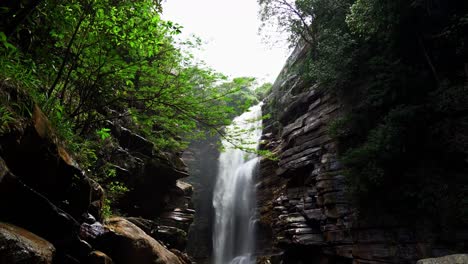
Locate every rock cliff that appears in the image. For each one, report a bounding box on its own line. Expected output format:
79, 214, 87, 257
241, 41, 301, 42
256, 44, 468, 264
0, 83, 195, 263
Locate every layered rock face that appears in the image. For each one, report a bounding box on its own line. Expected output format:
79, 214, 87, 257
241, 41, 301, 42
104, 120, 196, 252
256, 45, 468, 264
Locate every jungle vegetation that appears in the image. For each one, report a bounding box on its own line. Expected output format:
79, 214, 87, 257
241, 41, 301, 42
0, 0, 268, 214
259, 0, 468, 226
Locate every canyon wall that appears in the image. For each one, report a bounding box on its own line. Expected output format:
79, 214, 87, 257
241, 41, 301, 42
256, 45, 468, 264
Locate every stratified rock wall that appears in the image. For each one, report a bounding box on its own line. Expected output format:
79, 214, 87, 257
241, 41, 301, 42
256, 44, 468, 264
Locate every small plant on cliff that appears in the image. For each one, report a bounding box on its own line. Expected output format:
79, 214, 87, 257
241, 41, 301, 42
0, 32, 16, 53
102, 181, 129, 218
97, 166, 129, 218
0, 106, 14, 133
96, 128, 111, 141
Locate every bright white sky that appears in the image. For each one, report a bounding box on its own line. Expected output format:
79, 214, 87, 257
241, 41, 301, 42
162, 0, 290, 83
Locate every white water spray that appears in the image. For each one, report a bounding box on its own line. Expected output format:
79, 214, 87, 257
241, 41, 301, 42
213, 103, 263, 264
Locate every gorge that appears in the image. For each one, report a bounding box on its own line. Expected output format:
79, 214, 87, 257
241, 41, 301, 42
1, 0, 468, 264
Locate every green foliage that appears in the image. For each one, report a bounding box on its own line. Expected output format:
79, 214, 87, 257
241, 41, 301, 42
262, 0, 468, 225
0, 0, 282, 219
327, 115, 352, 140
306, 29, 355, 86
0, 106, 14, 133
101, 200, 113, 219
219, 111, 277, 160
257, 149, 278, 161
96, 128, 111, 141
102, 180, 129, 217
0, 54, 41, 93
346, 0, 380, 38
253, 82, 273, 100
259, 0, 355, 87
216, 77, 258, 116
96, 163, 130, 218
0, 32, 16, 52
342, 106, 421, 188
0, 0, 246, 153
75, 140, 98, 172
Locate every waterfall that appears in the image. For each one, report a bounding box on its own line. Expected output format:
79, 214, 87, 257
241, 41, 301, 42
213, 103, 263, 264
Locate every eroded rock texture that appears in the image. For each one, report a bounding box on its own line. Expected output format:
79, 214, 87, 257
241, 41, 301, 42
95, 217, 189, 264
416, 254, 468, 264
256, 45, 468, 264
0, 84, 195, 263
0, 222, 55, 264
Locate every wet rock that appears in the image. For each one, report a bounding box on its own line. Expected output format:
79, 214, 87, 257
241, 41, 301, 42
302, 209, 325, 222
165, 185, 193, 211
126, 217, 187, 250
292, 233, 324, 245
82, 213, 97, 224
0, 157, 80, 249
170, 249, 192, 264
323, 204, 350, 219
156, 225, 188, 250
316, 175, 346, 194
278, 213, 306, 224
176, 181, 193, 196
110, 124, 155, 157
0, 222, 55, 264
96, 217, 189, 264
0, 105, 102, 220
126, 217, 159, 236
89, 180, 105, 221
285, 227, 319, 235
416, 254, 468, 264
109, 139, 189, 218
80, 222, 108, 240
87, 251, 113, 264
157, 208, 195, 231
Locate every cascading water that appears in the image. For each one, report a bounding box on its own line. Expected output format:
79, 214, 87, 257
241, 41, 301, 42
213, 103, 263, 264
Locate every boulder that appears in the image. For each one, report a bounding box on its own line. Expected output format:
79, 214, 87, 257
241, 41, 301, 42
170, 249, 192, 264
0, 222, 55, 264
176, 181, 193, 196
126, 217, 187, 250
155, 225, 188, 250
126, 217, 159, 236
0, 105, 102, 221
96, 217, 190, 264
416, 254, 468, 264
88, 251, 113, 264
0, 157, 91, 262
80, 222, 108, 241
